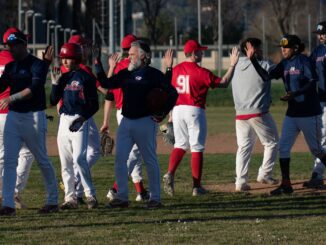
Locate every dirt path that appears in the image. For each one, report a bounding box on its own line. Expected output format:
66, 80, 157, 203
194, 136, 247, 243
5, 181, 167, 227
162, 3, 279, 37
46, 133, 310, 156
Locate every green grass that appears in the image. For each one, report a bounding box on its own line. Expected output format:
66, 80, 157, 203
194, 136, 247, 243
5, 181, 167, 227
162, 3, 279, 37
0, 153, 325, 244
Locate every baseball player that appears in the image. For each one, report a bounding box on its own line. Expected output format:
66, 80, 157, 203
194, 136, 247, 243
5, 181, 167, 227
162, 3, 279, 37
62, 35, 105, 204
163, 40, 239, 197
230, 38, 279, 192
0, 29, 58, 216
303, 21, 326, 188
95, 41, 177, 208
246, 34, 326, 195
50, 42, 99, 209
0, 27, 35, 209
101, 34, 149, 202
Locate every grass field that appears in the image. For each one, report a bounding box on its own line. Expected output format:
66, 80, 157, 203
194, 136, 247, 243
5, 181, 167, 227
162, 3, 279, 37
0, 153, 325, 244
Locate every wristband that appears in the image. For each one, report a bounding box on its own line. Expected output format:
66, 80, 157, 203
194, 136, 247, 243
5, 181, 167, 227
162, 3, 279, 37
9, 92, 23, 102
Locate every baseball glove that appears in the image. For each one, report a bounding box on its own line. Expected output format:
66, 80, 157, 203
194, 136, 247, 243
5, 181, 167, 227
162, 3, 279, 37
159, 122, 175, 145
100, 131, 115, 156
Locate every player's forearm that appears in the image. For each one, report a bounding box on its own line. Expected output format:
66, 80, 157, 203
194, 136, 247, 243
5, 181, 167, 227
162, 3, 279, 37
218, 65, 236, 88
50, 85, 62, 106
10, 88, 32, 102
102, 100, 113, 126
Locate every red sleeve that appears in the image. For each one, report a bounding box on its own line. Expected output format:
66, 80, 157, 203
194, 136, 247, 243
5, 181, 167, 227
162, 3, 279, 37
202, 68, 221, 88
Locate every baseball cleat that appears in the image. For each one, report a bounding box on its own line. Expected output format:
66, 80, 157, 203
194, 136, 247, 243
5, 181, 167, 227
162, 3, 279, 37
38, 204, 59, 214
14, 195, 28, 209
105, 198, 129, 208
303, 172, 324, 188
135, 190, 150, 202
0, 206, 16, 216
86, 196, 98, 209
163, 172, 174, 197
257, 176, 279, 185
146, 200, 163, 209
270, 184, 293, 195
192, 186, 208, 196
60, 201, 78, 210
106, 188, 117, 201
235, 183, 251, 192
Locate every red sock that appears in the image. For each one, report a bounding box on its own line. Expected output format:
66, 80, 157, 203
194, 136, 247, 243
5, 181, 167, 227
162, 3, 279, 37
134, 181, 145, 193
112, 181, 118, 192
191, 152, 203, 188
168, 148, 186, 174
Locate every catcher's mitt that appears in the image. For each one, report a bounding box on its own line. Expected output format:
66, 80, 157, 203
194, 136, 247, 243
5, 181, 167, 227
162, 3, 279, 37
159, 122, 175, 145
100, 131, 115, 156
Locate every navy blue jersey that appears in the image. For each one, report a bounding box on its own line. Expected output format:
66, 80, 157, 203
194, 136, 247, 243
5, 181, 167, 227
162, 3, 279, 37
251, 54, 321, 117
50, 69, 99, 119
0, 54, 48, 112
96, 65, 177, 119
310, 44, 326, 101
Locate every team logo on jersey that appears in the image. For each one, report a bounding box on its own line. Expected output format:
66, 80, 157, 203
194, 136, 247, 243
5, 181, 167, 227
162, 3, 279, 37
284, 66, 300, 76
316, 56, 325, 62
65, 80, 83, 91
135, 76, 142, 81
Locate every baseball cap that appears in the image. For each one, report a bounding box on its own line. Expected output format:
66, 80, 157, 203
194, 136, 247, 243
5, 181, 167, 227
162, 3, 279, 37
278, 34, 301, 48
184, 40, 207, 54
312, 21, 326, 34
121, 34, 137, 49
2, 27, 27, 44
68, 35, 91, 46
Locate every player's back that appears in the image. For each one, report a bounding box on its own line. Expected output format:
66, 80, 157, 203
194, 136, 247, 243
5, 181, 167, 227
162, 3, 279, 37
172, 61, 220, 109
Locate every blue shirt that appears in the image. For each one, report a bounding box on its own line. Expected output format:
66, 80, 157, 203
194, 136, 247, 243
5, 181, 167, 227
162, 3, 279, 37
0, 54, 48, 112
251, 54, 321, 117
50, 69, 99, 119
310, 44, 326, 101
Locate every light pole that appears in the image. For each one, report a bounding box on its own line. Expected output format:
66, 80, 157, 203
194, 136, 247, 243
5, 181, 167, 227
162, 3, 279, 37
42, 20, 55, 45
70, 29, 77, 37
198, 0, 201, 43
18, 0, 22, 30
32, 13, 42, 55
24, 10, 34, 34
64, 28, 71, 43
51, 24, 62, 60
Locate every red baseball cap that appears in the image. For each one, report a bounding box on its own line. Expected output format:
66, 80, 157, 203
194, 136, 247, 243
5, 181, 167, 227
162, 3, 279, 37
3, 27, 22, 44
184, 39, 207, 54
68, 35, 91, 46
121, 34, 137, 49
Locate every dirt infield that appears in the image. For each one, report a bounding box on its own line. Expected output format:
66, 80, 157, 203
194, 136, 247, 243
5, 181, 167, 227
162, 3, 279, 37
206, 180, 326, 195
46, 133, 310, 156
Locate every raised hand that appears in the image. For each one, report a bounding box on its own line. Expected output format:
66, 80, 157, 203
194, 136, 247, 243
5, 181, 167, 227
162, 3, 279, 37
50, 66, 61, 85
230, 46, 240, 66
163, 49, 174, 68
108, 53, 120, 69
42, 45, 54, 63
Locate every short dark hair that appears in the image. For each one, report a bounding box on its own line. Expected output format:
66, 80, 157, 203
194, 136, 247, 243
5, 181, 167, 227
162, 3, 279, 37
240, 38, 262, 56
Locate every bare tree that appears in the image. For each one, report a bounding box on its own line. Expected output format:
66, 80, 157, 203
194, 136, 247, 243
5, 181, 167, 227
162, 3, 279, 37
134, 0, 167, 45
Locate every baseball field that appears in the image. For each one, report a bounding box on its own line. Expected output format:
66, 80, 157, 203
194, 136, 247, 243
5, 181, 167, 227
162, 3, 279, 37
1, 84, 325, 244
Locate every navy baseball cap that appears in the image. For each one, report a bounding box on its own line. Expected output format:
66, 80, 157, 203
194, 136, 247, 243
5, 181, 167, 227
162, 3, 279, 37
313, 21, 326, 34
278, 34, 301, 48
5, 31, 27, 45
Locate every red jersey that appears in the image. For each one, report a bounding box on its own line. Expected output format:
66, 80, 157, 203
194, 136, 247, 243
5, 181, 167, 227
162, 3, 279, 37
59, 63, 100, 108
172, 62, 221, 109
110, 58, 129, 109
0, 50, 14, 114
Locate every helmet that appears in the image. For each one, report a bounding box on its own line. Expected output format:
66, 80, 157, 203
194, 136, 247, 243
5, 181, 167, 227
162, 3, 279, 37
278, 34, 301, 48
121, 34, 137, 49
3, 27, 26, 44
68, 34, 91, 46
59, 43, 82, 60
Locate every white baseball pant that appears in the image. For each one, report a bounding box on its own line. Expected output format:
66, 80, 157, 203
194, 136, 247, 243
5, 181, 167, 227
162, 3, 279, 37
172, 105, 206, 152
2, 111, 58, 208
57, 114, 96, 202
311, 103, 326, 179
74, 117, 101, 197
235, 113, 279, 186
115, 116, 159, 202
